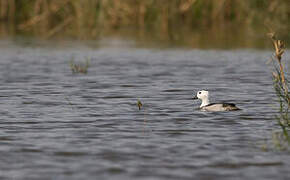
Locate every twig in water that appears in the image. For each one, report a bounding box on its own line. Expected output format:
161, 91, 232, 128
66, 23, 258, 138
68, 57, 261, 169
137, 99, 143, 110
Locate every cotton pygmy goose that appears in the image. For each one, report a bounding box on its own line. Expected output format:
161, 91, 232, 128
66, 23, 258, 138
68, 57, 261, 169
193, 90, 240, 111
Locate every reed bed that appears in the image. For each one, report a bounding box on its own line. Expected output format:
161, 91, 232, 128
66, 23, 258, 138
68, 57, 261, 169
0, 0, 289, 47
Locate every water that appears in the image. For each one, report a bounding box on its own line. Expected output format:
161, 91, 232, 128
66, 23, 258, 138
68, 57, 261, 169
0, 43, 289, 180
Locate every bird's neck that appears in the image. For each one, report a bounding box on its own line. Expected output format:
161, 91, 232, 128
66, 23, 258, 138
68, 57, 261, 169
200, 98, 210, 108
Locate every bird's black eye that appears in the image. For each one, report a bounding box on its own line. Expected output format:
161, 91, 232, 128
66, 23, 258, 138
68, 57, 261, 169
198, 92, 201, 94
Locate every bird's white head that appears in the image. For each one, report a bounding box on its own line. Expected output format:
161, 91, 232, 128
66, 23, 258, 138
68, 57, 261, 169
193, 90, 210, 107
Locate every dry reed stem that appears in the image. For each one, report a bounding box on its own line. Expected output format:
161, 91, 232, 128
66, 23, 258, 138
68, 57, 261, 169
8, 0, 15, 22
268, 32, 288, 95
45, 16, 73, 39
179, 0, 197, 13
0, 0, 15, 21
0, 0, 7, 18
268, 32, 290, 145
18, 0, 70, 30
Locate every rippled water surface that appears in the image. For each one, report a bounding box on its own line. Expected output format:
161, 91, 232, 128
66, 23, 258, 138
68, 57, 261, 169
0, 43, 289, 180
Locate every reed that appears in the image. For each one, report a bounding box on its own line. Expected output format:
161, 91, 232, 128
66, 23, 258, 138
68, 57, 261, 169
268, 32, 289, 143
0, 0, 289, 47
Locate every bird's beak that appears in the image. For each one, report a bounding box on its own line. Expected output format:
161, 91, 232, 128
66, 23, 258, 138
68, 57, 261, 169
193, 95, 198, 100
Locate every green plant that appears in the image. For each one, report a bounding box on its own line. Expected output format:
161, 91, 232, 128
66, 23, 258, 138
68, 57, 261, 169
69, 57, 90, 74
268, 32, 290, 143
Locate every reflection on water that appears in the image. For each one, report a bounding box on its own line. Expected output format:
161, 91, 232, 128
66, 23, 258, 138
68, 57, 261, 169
0, 42, 289, 180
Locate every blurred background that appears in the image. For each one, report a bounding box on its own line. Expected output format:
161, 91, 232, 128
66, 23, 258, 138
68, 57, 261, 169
0, 0, 289, 48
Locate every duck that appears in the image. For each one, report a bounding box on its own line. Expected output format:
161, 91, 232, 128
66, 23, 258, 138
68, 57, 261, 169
193, 90, 240, 111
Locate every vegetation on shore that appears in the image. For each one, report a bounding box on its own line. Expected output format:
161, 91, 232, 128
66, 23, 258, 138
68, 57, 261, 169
0, 0, 289, 47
